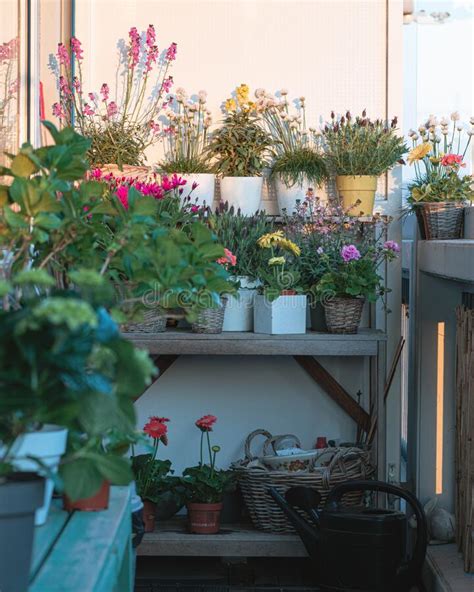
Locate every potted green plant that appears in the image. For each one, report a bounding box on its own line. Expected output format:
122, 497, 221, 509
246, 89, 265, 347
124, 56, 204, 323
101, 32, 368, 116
207, 206, 274, 331
207, 84, 272, 215
51, 26, 177, 174
256, 88, 327, 214
406, 113, 473, 239
181, 415, 235, 534
253, 231, 306, 335
159, 88, 215, 207
314, 239, 400, 334
322, 110, 406, 216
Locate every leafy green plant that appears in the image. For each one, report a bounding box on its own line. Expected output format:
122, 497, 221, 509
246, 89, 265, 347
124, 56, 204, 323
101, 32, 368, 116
272, 147, 327, 188
181, 415, 235, 504
0, 275, 155, 500
205, 205, 275, 280
322, 110, 406, 176
159, 88, 213, 174
207, 111, 272, 177
407, 173, 473, 205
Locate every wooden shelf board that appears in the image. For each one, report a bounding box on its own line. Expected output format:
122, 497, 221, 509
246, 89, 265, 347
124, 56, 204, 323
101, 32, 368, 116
125, 329, 386, 357
137, 519, 307, 558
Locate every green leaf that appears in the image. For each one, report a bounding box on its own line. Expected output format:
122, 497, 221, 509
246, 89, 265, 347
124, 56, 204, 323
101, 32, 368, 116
60, 457, 104, 501
10, 153, 38, 177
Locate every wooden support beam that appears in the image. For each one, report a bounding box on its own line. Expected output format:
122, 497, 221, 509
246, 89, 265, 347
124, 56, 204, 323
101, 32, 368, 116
133, 355, 179, 402
294, 355, 371, 433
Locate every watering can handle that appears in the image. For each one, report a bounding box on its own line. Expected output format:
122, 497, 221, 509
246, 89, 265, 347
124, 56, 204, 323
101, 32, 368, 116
326, 480, 428, 578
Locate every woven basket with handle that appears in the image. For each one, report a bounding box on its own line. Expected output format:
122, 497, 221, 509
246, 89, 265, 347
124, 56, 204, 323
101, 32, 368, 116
232, 429, 374, 533
414, 201, 464, 240
116, 282, 166, 333
192, 297, 228, 334
324, 297, 365, 334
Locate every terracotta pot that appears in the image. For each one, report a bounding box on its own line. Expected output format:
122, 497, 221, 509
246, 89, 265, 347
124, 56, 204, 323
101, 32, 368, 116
280, 289, 297, 296
142, 499, 157, 533
187, 502, 223, 534
63, 480, 110, 512
336, 175, 378, 216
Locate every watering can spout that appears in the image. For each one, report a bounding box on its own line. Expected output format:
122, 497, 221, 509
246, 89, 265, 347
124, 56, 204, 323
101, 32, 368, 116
268, 487, 321, 558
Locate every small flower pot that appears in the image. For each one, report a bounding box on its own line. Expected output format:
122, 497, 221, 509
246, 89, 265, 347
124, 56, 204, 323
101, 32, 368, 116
0, 472, 45, 592
336, 175, 378, 217
10, 424, 68, 526
223, 277, 258, 332
254, 294, 307, 335
414, 201, 464, 240
63, 480, 110, 512
220, 176, 263, 215
275, 175, 310, 215
324, 297, 365, 334
142, 499, 157, 533
192, 297, 228, 334
176, 172, 215, 208
187, 502, 223, 534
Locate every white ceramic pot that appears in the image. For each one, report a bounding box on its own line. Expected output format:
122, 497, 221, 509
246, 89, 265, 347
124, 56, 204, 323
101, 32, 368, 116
464, 205, 474, 239
275, 175, 310, 215
254, 294, 307, 335
220, 177, 263, 215
10, 425, 68, 525
176, 173, 215, 208
223, 277, 258, 332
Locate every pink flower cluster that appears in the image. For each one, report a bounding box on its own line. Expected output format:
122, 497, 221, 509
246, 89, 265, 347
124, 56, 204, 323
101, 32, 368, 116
341, 244, 361, 262
0, 38, 19, 63
440, 153, 465, 168
195, 415, 217, 432
216, 248, 237, 268
383, 240, 400, 253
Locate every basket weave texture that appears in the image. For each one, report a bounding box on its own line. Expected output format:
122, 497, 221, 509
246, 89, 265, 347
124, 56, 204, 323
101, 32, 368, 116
233, 429, 374, 533
192, 297, 228, 334
324, 297, 365, 334
121, 308, 166, 333
415, 202, 464, 240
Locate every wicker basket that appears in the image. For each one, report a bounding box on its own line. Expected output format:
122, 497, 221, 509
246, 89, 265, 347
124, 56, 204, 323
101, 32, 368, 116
414, 202, 464, 240
323, 297, 365, 334
233, 430, 374, 533
121, 307, 167, 333
192, 297, 228, 334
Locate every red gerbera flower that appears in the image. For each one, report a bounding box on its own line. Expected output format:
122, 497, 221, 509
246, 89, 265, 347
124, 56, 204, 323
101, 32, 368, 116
195, 414, 217, 432
143, 416, 168, 443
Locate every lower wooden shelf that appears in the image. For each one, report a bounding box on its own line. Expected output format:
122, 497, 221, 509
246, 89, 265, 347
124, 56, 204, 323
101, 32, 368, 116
137, 518, 307, 558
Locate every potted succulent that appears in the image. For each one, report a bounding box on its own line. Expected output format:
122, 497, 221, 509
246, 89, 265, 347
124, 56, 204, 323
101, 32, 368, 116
207, 206, 274, 331
181, 415, 235, 534
207, 84, 272, 215
314, 239, 400, 334
52, 26, 177, 174
322, 110, 406, 216
256, 88, 327, 214
253, 231, 306, 335
159, 88, 215, 207
406, 113, 473, 240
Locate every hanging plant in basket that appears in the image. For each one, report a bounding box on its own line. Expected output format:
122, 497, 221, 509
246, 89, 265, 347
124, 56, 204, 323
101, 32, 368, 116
406, 113, 474, 240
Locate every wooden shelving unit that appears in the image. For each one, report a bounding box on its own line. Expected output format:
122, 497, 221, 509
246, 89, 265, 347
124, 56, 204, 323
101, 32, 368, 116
138, 518, 306, 558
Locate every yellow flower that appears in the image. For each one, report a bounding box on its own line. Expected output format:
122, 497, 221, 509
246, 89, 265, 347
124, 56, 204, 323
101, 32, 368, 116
257, 230, 284, 248
278, 238, 301, 256
236, 83, 250, 104
225, 98, 236, 112
268, 256, 286, 266
407, 142, 432, 164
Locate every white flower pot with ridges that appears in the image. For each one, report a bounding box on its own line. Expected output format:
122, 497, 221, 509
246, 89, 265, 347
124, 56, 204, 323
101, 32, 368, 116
177, 173, 215, 208
223, 277, 258, 332
254, 294, 307, 335
464, 205, 474, 239
275, 175, 310, 215
220, 177, 263, 215
10, 424, 68, 525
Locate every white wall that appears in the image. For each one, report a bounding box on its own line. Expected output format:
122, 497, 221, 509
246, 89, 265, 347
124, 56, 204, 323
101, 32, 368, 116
72, 0, 404, 475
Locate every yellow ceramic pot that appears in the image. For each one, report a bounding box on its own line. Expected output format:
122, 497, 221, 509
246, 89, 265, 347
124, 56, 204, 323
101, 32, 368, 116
336, 175, 378, 217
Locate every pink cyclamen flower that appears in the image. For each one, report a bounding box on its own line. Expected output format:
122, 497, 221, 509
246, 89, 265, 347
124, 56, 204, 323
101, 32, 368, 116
52, 102, 65, 118
115, 185, 129, 209
165, 42, 177, 61
440, 153, 464, 168
383, 240, 400, 253
83, 103, 95, 116
195, 414, 217, 432
107, 101, 118, 117
57, 43, 70, 66
161, 174, 187, 192
217, 248, 237, 267
191, 205, 200, 213
100, 83, 109, 101
90, 168, 103, 179
341, 244, 361, 263
70, 37, 83, 61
